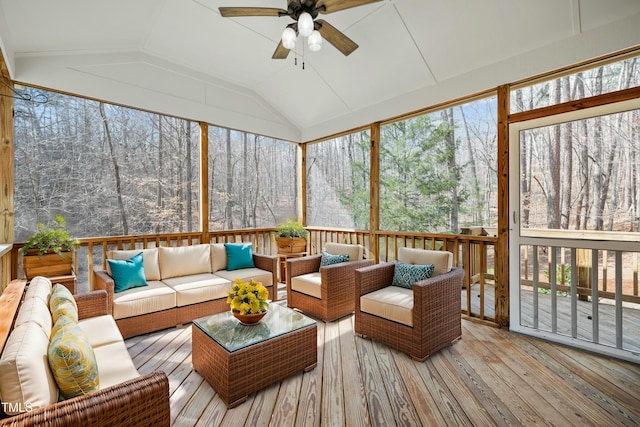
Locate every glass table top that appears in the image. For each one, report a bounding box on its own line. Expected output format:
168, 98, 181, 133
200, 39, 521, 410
193, 303, 316, 352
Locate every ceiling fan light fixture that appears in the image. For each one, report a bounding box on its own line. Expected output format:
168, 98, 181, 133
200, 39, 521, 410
298, 12, 314, 37
282, 27, 296, 50
308, 30, 322, 52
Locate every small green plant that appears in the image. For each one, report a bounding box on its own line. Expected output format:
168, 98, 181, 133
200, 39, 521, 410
21, 215, 78, 258
275, 218, 308, 238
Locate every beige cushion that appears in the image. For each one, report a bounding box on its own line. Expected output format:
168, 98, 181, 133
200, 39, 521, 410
162, 274, 232, 306
108, 248, 161, 281
14, 297, 52, 338
24, 276, 52, 304
78, 315, 125, 348
0, 323, 58, 415
159, 245, 211, 279
112, 281, 176, 320
291, 272, 322, 298
360, 286, 414, 327
324, 242, 363, 261
214, 268, 273, 287
93, 341, 140, 389
398, 248, 453, 276
211, 243, 227, 273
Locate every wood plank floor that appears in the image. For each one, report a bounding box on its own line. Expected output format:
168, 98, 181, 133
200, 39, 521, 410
125, 299, 640, 426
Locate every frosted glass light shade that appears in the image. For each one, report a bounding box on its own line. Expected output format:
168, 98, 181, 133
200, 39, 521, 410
308, 30, 322, 52
282, 27, 296, 50
298, 12, 314, 37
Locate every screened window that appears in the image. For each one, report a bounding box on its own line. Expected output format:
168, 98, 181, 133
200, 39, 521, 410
14, 87, 199, 241
511, 55, 640, 113
207, 126, 296, 230
380, 97, 497, 233
306, 130, 370, 229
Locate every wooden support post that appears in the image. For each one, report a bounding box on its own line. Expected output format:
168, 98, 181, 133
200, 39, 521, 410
496, 84, 510, 328
369, 122, 380, 262
299, 143, 306, 226
199, 122, 209, 243
0, 50, 14, 290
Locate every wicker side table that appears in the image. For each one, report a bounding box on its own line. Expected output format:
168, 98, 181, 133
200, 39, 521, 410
192, 304, 317, 408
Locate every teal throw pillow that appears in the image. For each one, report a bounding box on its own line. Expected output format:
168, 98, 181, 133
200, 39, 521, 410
320, 250, 349, 267
107, 252, 148, 293
392, 261, 435, 289
225, 243, 255, 271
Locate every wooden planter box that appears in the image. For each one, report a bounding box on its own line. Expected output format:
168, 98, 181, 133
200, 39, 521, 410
275, 237, 307, 254
23, 249, 73, 280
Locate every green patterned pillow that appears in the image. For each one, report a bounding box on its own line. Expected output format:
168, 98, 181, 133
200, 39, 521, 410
50, 284, 78, 323
48, 317, 99, 399
392, 261, 435, 289
320, 250, 349, 267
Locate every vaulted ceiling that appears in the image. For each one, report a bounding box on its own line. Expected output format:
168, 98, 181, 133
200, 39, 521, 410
1, 0, 639, 143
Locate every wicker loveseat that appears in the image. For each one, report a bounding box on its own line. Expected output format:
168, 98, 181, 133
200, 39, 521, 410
94, 243, 277, 338
0, 277, 170, 426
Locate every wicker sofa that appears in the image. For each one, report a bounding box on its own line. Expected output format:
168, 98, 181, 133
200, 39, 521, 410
94, 243, 277, 338
0, 277, 170, 426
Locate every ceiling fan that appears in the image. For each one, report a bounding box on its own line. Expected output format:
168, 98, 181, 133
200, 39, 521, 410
219, 0, 383, 59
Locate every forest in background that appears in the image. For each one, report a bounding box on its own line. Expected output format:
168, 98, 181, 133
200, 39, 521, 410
11, 56, 640, 241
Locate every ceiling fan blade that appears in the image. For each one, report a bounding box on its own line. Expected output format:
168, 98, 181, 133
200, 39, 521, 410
272, 41, 291, 59
316, 0, 383, 14
219, 7, 286, 17
316, 19, 358, 56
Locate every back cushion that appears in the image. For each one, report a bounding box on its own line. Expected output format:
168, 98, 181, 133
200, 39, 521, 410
0, 323, 58, 415
14, 298, 52, 338
324, 242, 363, 261
211, 243, 227, 273
398, 248, 453, 276
107, 248, 161, 281
159, 244, 211, 279
24, 276, 52, 304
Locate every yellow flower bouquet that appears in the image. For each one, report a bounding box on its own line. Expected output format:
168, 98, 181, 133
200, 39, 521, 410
227, 278, 269, 315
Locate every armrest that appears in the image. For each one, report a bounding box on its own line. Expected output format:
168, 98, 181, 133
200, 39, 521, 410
412, 267, 464, 327
0, 372, 170, 427
252, 253, 277, 289
287, 255, 322, 279
75, 290, 109, 320
354, 262, 395, 296
93, 270, 115, 315
320, 259, 375, 290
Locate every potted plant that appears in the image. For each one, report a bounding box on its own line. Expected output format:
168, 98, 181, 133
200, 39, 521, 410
21, 215, 78, 280
275, 218, 308, 253
227, 278, 269, 325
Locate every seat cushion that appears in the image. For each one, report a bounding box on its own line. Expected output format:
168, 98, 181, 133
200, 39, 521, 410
108, 248, 161, 281
112, 280, 176, 320
159, 244, 211, 279
214, 268, 273, 287
24, 276, 52, 304
77, 315, 125, 349
291, 272, 322, 298
14, 297, 52, 338
324, 242, 363, 261
93, 341, 140, 389
161, 273, 232, 307
210, 243, 227, 273
398, 248, 452, 276
360, 286, 414, 327
48, 318, 100, 399
0, 323, 58, 415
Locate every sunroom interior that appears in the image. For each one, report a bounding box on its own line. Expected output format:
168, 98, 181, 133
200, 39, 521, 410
0, 1, 639, 425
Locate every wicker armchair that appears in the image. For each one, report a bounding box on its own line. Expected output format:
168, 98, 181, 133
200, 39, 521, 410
286, 243, 374, 322
354, 248, 463, 361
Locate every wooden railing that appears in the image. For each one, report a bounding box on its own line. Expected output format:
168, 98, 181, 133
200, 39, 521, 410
9, 227, 500, 325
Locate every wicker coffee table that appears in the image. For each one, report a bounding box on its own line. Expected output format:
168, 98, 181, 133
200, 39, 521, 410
192, 303, 317, 408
